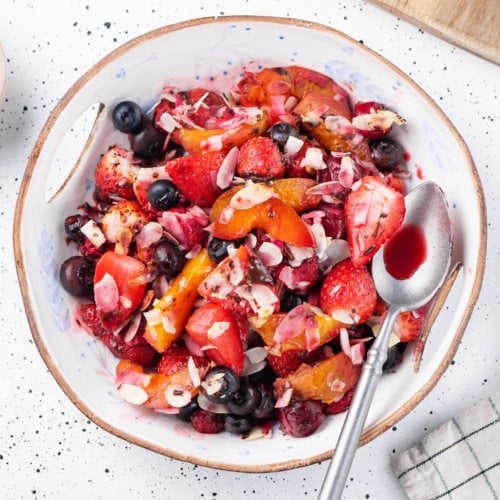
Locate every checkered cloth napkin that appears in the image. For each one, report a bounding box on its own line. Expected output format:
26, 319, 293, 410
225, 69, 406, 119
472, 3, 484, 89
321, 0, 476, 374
392, 392, 500, 499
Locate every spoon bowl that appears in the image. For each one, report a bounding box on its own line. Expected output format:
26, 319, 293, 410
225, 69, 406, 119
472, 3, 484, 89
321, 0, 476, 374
319, 181, 452, 500
372, 181, 452, 310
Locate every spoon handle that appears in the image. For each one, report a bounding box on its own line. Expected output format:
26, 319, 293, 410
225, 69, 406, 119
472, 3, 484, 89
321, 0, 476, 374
318, 304, 401, 500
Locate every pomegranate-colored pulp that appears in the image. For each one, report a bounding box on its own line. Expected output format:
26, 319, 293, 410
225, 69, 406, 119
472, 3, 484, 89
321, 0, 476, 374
383, 224, 427, 279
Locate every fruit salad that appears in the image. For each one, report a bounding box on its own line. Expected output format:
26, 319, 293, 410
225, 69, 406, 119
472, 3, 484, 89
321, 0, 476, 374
59, 64, 427, 438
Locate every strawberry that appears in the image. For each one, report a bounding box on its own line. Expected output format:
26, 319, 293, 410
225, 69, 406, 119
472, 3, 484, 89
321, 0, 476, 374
237, 136, 285, 180
344, 175, 405, 267
394, 307, 426, 343
94, 146, 138, 201
76, 303, 157, 366
319, 258, 377, 325
164, 151, 226, 206
185, 302, 245, 375
157, 345, 208, 375
93, 251, 147, 331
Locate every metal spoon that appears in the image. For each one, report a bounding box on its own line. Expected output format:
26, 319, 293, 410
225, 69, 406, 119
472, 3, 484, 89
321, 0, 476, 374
318, 181, 452, 500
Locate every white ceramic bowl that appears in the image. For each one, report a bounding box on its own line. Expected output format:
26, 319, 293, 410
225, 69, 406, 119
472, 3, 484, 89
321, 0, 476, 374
14, 16, 486, 472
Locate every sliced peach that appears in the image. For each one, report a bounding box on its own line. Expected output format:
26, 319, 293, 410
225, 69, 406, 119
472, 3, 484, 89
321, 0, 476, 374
115, 359, 209, 410
209, 178, 321, 223
250, 307, 345, 354
273, 351, 361, 404
212, 196, 316, 247
143, 248, 216, 353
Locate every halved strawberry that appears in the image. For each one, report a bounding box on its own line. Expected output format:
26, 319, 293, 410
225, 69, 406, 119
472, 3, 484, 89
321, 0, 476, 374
185, 302, 245, 374
93, 251, 147, 331
344, 175, 405, 266
157, 345, 208, 375
94, 146, 139, 201
164, 151, 226, 206
237, 136, 285, 180
319, 258, 377, 325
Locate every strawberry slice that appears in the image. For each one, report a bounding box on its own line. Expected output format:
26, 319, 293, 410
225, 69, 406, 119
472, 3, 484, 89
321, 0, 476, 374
157, 345, 208, 376
94, 146, 139, 201
319, 258, 377, 325
93, 251, 147, 331
345, 175, 405, 266
164, 151, 226, 206
237, 136, 285, 180
185, 302, 245, 375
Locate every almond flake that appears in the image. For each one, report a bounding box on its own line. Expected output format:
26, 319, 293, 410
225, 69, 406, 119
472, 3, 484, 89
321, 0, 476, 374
274, 386, 293, 408
159, 112, 181, 133
283, 135, 304, 157
207, 321, 230, 340
164, 386, 192, 408
300, 147, 327, 171
117, 384, 148, 405
331, 309, 355, 325
216, 146, 239, 189
257, 241, 283, 267
187, 357, 201, 387
143, 308, 163, 326
229, 182, 274, 210
245, 346, 268, 365
80, 219, 106, 248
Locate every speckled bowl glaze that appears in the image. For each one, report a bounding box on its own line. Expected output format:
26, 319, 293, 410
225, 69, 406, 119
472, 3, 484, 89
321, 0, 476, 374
0, 42, 7, 103
14, 16, 486, 472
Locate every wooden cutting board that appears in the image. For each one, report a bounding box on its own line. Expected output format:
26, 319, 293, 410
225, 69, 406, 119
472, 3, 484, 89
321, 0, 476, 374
370, 0, 500, 65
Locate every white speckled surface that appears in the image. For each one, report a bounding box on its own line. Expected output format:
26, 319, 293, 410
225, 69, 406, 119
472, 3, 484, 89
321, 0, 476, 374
0, 1, 498, 499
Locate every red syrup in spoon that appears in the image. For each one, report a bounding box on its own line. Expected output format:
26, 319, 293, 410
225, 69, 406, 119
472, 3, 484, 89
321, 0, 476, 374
383, 223, 427, 280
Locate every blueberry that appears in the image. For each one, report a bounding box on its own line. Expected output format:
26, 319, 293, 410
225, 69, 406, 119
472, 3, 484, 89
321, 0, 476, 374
280, 293, 305, 312
130, 122, 166, 160
224, 415, 252, 435
227, 384, 261, 416
201, 367, 240, 404
369, 138, 404, 172
269, 122, 299, 150
176, 399, 199, 422
112, 101, 145, 134
207, 237, 234, 263
59, 256, 95, 297
147, 179, 180, 210
152, 240, 187, 278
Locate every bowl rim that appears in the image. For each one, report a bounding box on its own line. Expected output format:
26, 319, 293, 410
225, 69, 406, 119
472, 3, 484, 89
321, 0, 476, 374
13, 15, 487, 472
